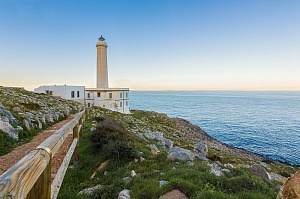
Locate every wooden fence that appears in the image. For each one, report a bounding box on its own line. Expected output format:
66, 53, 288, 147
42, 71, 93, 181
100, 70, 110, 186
0, 109, 86, 199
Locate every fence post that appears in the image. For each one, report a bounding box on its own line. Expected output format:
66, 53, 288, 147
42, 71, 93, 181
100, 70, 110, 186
27, 148, 52, 199
73, 124, 79, 167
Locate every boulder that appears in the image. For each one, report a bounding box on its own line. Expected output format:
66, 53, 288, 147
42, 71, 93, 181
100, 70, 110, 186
194, 142, 208, 156
278, 170, 300, 199
144, 131, 163, 140
118, 189, 130, 199
159, 189, 188, 199
137, 133, 149, 142
250, 164, 271, 181
45, 114, 54, 122
148, 144, 160, 155
131, 170, 137, 177
0, 116, 9, 123
123, 177, 132, 184
207, 163, 224, 176
159, 180, 168, 187
23, 119, 32, 131
78, 184, 102, 195
0, 120, 18, 139
168, 147, 195, 161
160, 138, 173, 148
1, 109, 19, 125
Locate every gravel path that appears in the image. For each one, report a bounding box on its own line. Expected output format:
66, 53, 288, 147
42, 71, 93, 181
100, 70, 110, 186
0, 115, 75, 177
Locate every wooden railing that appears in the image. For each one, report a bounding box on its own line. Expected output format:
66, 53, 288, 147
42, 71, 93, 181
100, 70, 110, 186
0, 109, 86, 199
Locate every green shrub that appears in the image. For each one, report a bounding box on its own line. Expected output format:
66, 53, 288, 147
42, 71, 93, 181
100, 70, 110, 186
192, 190, 235, 199
89, 118, 138, 168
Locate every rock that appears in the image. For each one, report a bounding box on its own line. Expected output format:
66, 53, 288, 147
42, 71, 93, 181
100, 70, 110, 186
35, 117, 43, 129
63, 109, 70, 117
0, 120, 18, 139
159, 189, 188, 199
15, 126, 23, 132
123, 177, 132, 184
78, 184, 102, 195
144, 131, 163, 140
13, 107, 22, 113
168, 147, 195, 161
148, 144, 160, 155
90, 127, 96, 132
0, 116, 9, 123
278, 170, 300, 199
250, 164, 271, 181
140, 157, 145, 162
221, 168, 231, 175
118, 189, 130, 199
195, 153, 209, 161
194, 142, 208, 156
23, 119, 31, 131
40, 116, 46, 124
187, 161, 194, 166
269, 172, 287, 183
159, 180, 168, 187
104, 171, 108, 176
45, 114, 54, 122
1, 109, 19, 125
224, 163, 235, 168
131, 170, 136, 177
160, 138, 173, 148
208, 163, 224, 176
137, 133, 149, 142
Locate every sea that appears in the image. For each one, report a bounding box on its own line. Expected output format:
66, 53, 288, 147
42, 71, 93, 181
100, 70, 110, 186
130, 91, 300, 166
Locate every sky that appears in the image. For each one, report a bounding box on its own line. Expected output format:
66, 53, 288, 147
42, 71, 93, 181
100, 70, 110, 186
0, 0, 299, 91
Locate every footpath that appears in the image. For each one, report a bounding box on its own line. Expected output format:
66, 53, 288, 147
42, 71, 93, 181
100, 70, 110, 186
0, 115, 75, 181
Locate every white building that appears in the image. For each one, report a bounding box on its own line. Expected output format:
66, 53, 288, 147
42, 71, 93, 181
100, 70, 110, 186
34, 85, 85, 104
85, 88, 130, 113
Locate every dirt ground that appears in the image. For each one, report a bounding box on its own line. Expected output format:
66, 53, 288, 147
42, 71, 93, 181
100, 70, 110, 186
0, 115, 75, 180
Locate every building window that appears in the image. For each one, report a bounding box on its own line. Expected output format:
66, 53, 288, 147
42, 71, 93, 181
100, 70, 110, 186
120, 102, 122, 107
126, 92, 128, 98
87, 103, 90, 107
97, 92, 101, 97
71, 91, 75, 98
87, 93, 90, 98
120, 92, 122, 98
77, 91, 80, 98
126, 101, 128, 106
109, 93, 112, 98
103, 105, 105, 107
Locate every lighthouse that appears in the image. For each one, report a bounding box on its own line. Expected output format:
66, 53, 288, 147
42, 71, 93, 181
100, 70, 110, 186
85, 35, 130, 114
96, 35, 109, 88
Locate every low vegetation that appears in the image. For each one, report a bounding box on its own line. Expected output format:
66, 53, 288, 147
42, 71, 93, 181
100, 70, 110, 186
58, 107, 299, 198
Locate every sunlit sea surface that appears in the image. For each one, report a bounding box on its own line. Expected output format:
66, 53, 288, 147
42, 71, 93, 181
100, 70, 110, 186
130, 91, 300, 165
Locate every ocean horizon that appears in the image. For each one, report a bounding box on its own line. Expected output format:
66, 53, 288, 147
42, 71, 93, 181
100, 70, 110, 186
130, 90, 300, 165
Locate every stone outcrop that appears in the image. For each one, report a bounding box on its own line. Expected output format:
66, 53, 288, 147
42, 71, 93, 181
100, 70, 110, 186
194, 142, 208, 156
250, 164, 271, 181
0, 120, 18, 139
278, 170, 300, 199
159, 189, 188, 199
168, 147, 195, 161
118, 189, 130, 199
78, 184, 102, 195
0, 86, 81, 139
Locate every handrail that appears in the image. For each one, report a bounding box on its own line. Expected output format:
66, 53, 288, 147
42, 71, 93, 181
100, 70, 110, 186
0, 109, 86, 199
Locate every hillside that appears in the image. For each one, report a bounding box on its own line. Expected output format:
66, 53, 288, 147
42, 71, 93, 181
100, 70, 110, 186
1, 87, 299, 198
0, 86, 81, 155
58, 107, 299, 199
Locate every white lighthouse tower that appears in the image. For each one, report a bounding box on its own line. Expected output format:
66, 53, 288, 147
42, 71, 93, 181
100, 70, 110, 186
85, 35, 130, 114
96, 35, 109, 88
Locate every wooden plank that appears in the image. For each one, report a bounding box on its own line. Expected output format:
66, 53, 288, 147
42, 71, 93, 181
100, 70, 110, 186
0, 149, 51, 198
51, 138, 78, 199
38, 110, 84, 157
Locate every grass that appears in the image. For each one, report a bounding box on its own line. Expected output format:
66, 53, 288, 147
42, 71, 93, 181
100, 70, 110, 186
58, 107, 285, 199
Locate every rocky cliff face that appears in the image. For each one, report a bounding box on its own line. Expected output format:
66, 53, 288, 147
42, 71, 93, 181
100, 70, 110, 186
0, 86, 81, 140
